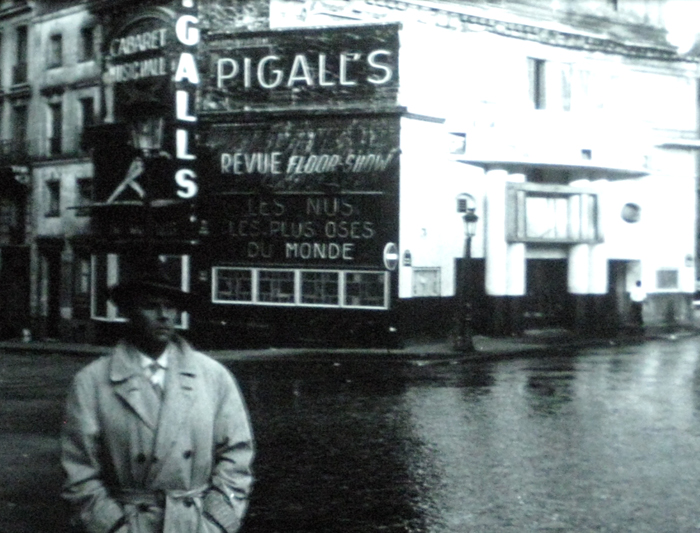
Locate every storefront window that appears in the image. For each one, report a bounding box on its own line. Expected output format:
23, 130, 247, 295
214, 268, 252, 302
212, 267, 388, 309
300, 271, 339, 306
346, 272, 388, 307
259, 270, 295, 304
73, 253, 92, 319
91, 254, 190, 328
91, 253, 112, 319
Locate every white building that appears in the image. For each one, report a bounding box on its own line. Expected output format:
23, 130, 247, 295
265, 0, 699, 337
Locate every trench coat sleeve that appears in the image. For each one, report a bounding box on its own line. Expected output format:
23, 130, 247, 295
203, 366, 254, 533
61, 367, 126, 533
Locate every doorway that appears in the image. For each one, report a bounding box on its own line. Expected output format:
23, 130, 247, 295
0, 246, 29, 339
39, 245, 62, 339
522, 259, 574, 330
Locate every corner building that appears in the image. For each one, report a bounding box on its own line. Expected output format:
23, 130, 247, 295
76, 0, 699, 347
263, 0, 699, 342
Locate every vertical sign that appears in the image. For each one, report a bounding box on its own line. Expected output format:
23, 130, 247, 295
174, 0, 200, 199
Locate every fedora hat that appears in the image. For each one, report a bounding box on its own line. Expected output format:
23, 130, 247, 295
107, 258, 197, 311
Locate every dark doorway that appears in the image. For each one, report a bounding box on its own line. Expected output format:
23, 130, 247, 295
607, 260, 628, 330
522, 259, 574, 330
40, 246, 62, 339
0, 246, 29, 339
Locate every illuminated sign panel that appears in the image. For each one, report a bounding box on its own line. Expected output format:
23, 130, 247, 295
203, 116, 400, 268
201, 23, 400, 111
106, 13, 173, 107
97, 4, 201, 208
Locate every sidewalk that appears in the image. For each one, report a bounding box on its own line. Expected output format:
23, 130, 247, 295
0, 327, 694, 363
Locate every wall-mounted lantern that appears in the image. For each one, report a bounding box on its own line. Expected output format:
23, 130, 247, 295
129, 116, 164, 155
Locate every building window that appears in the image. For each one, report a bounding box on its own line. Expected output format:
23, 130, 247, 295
75, 255, 91, 295
75, 177, 92, 216
411, 268, 441, 297
48, 34, 62, 68
48, 101, 62, 155
45, 180, 60, 217
506, 182, 601, 243
78, 26, 95, 62
528, 57, 546, 109
92, 254, 190, 327
13, 25, 27, 84
561, 63, 572, 111
212, 267, 389, 309
656, 269, 679, 290
73, 253, 92, 319
0, 197, 18, 245
11, 103, 27, 150
80, 97, 95, 130
621, 203, 641, 223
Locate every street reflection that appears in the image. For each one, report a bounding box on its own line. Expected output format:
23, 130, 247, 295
230, 337, 700, 532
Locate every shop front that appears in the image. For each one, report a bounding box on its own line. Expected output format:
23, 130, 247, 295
86, 8, 404, 347
195, 113, 401, 347
194, 23, 402, 347
85, 4, 202, 345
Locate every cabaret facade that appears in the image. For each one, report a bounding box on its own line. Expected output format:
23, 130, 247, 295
84, 0, 698, 347
88, 4, 404, 347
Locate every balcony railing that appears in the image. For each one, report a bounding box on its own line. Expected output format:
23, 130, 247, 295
12, 62, 27, 85
0, 136, 93, 162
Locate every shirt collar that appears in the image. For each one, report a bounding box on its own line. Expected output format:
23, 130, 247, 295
137, 343, 172, 370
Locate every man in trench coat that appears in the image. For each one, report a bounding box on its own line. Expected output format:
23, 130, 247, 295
61, 267, 254, 533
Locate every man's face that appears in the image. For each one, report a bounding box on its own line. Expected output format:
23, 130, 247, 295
126, 293, 179, 349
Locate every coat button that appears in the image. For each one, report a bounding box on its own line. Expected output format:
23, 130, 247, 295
152, 456, 158, 463
183, 497, 194, 507
136, 453, 146, 464
183, 450, 192, 459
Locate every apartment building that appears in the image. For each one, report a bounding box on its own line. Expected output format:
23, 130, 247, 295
0, 0, 34, 339
28, 2, 101, 340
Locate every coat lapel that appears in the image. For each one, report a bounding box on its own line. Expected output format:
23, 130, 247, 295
147, 340, 198, 484
110, 342, 159, 432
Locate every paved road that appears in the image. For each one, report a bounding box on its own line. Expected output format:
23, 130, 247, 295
2, 337, 700, 532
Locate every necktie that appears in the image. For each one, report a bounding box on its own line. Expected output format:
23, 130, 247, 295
147, 361, 164, 400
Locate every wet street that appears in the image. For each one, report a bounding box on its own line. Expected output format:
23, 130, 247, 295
3, 337, 700, 532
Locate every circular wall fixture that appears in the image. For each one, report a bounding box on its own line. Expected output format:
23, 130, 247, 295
621, 203, 641, 223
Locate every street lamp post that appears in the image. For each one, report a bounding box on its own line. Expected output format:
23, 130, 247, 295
455, 193, 479, 352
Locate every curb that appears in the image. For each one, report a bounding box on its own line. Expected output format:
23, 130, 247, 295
0, 331, 687, 364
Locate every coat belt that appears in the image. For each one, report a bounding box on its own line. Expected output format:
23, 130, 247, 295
113, 484, 210, 509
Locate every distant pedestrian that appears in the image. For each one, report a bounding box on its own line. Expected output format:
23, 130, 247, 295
630, 280, 646, 331
61, 260, 254, 533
